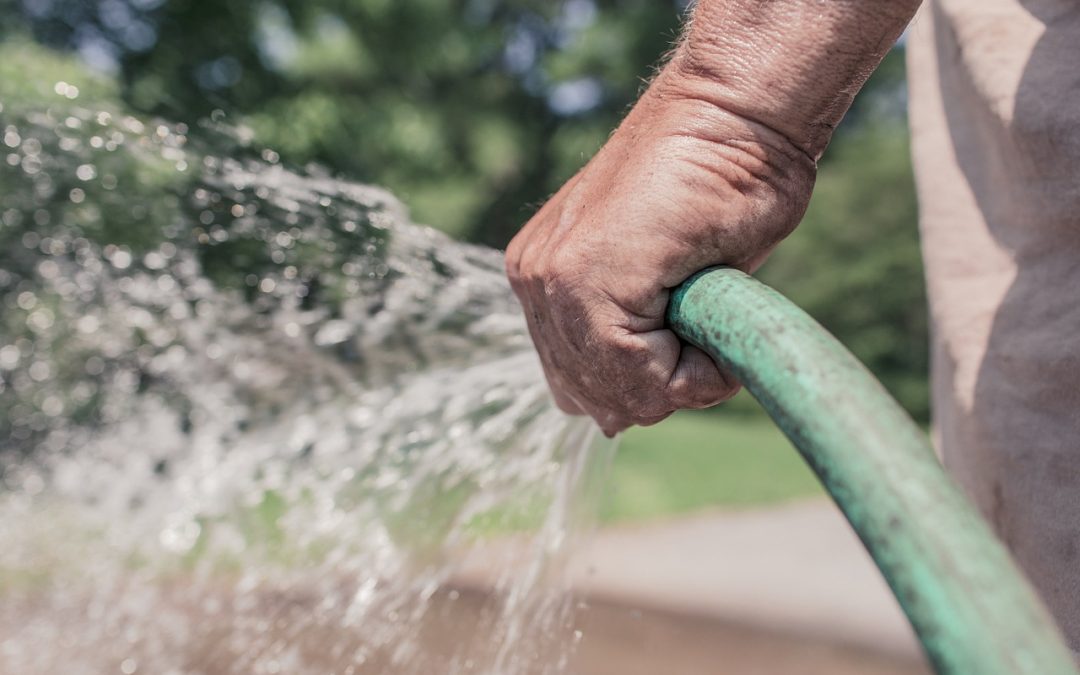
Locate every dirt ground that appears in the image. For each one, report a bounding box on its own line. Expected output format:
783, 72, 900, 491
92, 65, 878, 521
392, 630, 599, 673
572, 599, 929, 675
0, 583, 929, 675
1, 501, 938, 674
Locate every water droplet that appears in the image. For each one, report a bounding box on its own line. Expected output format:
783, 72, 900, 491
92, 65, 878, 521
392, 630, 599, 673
159, 517, 201, 554
52, 81, 79, 99
110, 250, 132, 270
27, 308, 55, 331
20, 155, 41, 175
78, 315, 101, 334
144, 252, 165, 270
85, 356, 105, 375
28, 361, 51, 382
41, 396, 63, 417
0, 345, 20, 370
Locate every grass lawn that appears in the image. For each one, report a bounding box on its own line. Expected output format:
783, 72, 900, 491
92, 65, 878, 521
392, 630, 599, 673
600, 406, 823, 524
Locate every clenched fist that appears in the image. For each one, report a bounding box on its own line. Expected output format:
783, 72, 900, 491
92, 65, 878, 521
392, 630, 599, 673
506, 67, 816, 436
506, 0, 916, 435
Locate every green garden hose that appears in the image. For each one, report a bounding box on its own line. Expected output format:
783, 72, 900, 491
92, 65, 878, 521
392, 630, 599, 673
667, 267, 1078, 675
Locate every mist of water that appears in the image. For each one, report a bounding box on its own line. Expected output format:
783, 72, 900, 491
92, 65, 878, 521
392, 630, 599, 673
0, 78, 615, 674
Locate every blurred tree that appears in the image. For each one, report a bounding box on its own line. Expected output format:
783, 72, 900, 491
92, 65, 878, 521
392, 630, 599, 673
4, 0, 691, 242
3, 1, 910, 238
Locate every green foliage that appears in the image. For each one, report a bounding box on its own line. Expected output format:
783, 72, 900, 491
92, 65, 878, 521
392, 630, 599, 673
0, 38, 118, 107
6, 0, 689, 243
605, 410, 822, 522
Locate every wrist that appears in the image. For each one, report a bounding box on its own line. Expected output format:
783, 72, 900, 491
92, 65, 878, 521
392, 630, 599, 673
640, 65, 816, 175
661, 0, 919, 159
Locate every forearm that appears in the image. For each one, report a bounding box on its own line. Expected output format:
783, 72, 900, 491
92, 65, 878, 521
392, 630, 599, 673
659, 0, 922, 159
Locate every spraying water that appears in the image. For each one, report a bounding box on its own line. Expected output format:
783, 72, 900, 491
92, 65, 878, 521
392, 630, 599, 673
0, 62, 615, 675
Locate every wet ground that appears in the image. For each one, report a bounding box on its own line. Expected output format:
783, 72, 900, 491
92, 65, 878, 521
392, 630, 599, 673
0, 583, 929, 675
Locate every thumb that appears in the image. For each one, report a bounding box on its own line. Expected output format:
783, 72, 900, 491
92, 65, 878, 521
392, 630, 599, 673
666, 343, 741, 409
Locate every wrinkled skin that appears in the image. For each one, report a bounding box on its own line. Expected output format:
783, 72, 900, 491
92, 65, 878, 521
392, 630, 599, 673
506, 68, 817, 436
506, 0, 917, 435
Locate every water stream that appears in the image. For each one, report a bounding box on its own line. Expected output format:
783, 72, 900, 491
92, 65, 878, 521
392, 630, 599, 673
0, 80, 615, 674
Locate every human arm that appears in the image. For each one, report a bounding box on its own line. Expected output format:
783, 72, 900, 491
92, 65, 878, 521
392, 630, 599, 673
505, 0, 922, 436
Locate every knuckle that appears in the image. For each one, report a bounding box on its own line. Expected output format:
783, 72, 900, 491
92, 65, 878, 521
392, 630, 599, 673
614, 338, 654, 369
543, 245, 590, 292
504, 248, 521, 281
505, 240, 529, 291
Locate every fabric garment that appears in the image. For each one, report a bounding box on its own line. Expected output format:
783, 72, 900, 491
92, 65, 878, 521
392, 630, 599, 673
907, 0, 1080, 650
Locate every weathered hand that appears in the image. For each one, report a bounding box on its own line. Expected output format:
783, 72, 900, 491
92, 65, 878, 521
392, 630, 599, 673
506, 0, 915, 435
506, 69, 817, 435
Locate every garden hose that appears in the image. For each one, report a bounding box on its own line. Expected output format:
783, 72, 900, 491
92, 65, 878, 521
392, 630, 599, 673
667, 267, 1078, 675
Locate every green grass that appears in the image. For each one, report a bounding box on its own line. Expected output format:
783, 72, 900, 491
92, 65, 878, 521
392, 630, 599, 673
600, 406, 823, 523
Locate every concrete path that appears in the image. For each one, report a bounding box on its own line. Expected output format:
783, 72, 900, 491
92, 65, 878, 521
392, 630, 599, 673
565, 499, 922, 659
455, 498, 924, 662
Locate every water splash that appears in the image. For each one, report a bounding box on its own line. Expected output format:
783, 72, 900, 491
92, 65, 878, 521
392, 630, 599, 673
0, 67, 615, 674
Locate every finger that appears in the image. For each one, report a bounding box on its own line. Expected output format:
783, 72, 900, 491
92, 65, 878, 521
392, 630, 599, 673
524, 308, 586, 417
666, 343, 741, 409
635, 412, 672, 427
565, 398, 632, 438
545, 372, 585, 416
597, 412, 631, 438
594, 407, 668, 437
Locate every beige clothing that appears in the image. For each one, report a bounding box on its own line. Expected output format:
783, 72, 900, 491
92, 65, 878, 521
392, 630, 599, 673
907, 0, 1080, 649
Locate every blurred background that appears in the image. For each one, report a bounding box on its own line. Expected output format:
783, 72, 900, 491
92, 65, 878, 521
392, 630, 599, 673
0, 2, 933, 671
0, 0, 926, 527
